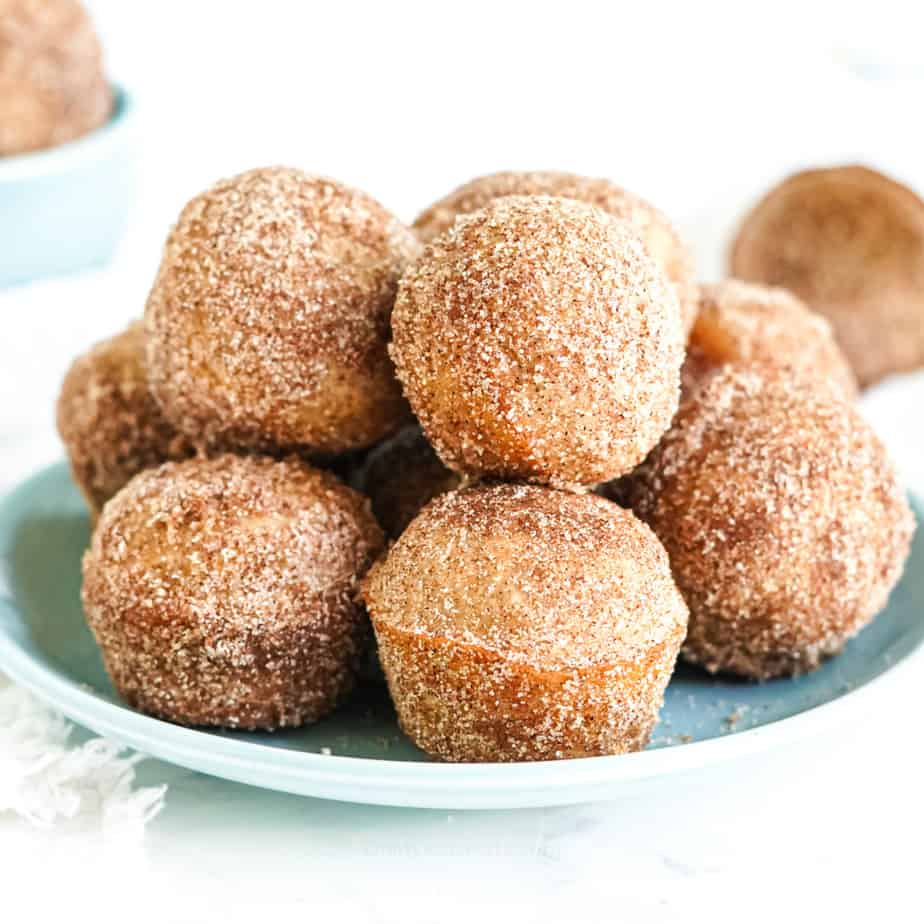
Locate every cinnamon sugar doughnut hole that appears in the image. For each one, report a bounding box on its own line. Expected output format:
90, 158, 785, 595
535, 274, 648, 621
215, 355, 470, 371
630, 364, 914, 680
56, 322, 194, 517
362, 484, 689, 762
355, 425, 460, 538
357, 426, 625, 539
730, 165, 924, 386
414, 171, 697, 334
0, 0, 112, 155
391, 196, 685, 488
82, 454, 384, 729
682, 280, 857, 399
145, 168, 419, 456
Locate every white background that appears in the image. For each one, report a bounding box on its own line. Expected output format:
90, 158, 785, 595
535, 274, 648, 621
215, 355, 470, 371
1, 1, 923, 919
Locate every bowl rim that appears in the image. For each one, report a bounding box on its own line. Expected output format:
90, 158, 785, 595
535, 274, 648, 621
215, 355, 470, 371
0, 83, 136, 181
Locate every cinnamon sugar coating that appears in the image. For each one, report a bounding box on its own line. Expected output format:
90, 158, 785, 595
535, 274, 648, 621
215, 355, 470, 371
683, 279, 857, 399
391, 196, 685, 488
630, 365, 914, 679
56, 322, 194, 517
145, 167, 419, 456
0, 0, 111, 155
363, 484, 688, 761
730, 165, 924, 387
355, 425, 460, 538
82, 454, 385, 730
414, 171, 697, 334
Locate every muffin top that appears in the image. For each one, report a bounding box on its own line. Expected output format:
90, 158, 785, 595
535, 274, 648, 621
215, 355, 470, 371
364, 483, 688, 671
413, 169, 696, 332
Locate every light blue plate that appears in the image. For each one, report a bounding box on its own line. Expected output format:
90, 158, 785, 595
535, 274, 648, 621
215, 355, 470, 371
1, 462, 922, 809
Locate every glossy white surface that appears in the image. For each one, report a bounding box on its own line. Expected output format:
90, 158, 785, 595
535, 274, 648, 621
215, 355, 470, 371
1, 1, 922, 918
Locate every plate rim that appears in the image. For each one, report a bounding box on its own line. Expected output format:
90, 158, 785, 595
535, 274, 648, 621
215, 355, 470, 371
1, 461, 921, 809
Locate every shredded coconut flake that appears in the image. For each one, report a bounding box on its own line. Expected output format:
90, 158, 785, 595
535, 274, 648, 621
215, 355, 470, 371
0, 679, 165, 835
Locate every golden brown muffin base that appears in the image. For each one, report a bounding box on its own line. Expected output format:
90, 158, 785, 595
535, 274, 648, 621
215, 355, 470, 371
94, 603, 366, 731
681, 622, 848, 681
373, 620, 685, 762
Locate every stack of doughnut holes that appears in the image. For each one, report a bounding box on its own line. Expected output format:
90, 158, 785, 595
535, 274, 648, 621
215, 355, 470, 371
61, 165, 916, 763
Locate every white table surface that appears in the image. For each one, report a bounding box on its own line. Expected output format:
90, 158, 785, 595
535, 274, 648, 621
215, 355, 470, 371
1, 2, 923, 919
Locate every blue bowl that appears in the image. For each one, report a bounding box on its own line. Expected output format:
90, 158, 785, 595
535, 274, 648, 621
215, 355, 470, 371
0, 85, 136, 287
